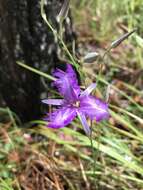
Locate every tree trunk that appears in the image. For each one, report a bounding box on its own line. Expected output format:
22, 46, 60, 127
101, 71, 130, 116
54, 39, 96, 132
0, 0, 75, 121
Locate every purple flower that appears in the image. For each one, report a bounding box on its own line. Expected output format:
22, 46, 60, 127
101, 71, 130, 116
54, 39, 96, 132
42, 64, 109, 135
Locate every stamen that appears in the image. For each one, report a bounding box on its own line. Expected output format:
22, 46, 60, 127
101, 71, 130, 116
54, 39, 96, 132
73, 101, 80, 107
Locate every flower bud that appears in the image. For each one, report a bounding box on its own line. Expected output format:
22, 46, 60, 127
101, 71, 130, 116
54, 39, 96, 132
110, 28, 137, 49
83, 52, 99, 63
57, 0, 70, 22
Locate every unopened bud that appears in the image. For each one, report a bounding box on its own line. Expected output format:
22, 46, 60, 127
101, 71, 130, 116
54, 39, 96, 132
83, 52, 99, 63
110, 28, 137, 49
57, 0, 70, 22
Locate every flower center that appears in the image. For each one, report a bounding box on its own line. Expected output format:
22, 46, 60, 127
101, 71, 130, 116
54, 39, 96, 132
73, 101, 80, 108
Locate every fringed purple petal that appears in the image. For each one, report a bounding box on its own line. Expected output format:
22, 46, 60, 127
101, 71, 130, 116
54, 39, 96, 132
42, 99, 64, 105
80, 83, 96, 97
45, 107, 77, 129
77, 111, 91, 135
52, 64, 80, 101
79, 95, 109, 122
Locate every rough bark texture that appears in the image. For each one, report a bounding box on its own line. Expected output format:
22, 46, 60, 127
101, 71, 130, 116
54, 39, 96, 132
0, 0, 75, 121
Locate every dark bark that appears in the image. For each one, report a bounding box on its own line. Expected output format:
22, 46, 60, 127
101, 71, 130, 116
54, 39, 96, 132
0, 0, 75, 121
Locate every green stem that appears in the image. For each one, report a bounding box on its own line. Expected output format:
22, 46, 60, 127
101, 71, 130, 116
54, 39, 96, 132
40, 0, 80, 73
89, 121, 101, 188
89, 122, 97, 176
96, 48, 111, 87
